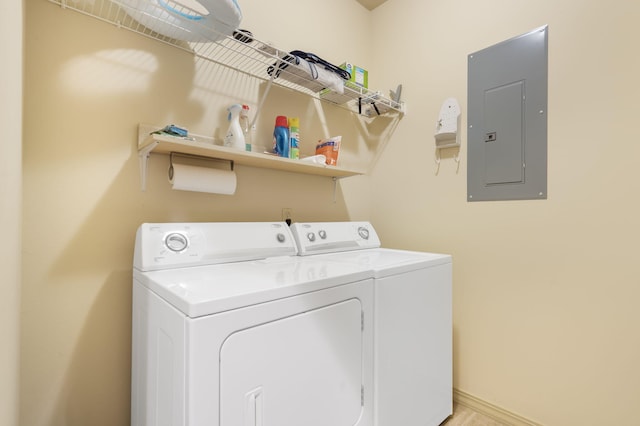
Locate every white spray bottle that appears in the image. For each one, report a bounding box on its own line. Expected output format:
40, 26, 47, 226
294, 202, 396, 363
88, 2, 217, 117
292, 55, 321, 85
223, 104, 245, 150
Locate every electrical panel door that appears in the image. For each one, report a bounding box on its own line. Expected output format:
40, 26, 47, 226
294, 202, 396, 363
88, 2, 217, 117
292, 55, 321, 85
467, 26, 548, 201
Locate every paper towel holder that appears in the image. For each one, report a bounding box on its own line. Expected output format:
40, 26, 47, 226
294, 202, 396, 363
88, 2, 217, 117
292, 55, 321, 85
161, 151, 234, 191
163, 152, 235, 192
168, 151, 238, 195
168, 151, 234, 181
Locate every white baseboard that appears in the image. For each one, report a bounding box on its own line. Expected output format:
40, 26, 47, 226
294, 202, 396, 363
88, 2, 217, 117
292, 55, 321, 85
453, 388, 542, 426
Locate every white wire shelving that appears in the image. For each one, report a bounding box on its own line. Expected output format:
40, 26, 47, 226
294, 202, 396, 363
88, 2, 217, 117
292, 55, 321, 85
47, 0, 406, 119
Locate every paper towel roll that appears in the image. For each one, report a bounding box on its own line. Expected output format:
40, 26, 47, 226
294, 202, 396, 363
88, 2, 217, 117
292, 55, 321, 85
169, 163, 237, 195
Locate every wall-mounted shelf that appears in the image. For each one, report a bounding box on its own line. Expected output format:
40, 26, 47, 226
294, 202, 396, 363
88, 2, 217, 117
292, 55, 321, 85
49, 0, 405, 118
138, 124, 362, 191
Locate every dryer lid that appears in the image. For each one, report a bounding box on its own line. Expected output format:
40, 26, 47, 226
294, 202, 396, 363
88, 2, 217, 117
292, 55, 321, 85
134, 256, 372, 317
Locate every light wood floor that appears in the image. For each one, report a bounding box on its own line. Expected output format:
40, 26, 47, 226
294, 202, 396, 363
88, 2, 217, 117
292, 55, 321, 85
442, 403, 509, 426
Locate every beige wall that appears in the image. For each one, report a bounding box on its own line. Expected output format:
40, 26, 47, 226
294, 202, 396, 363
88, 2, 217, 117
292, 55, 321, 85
23, 0, 640, 425
369, 0, 640, 424
1, 1, 22, 425
22, 0, 375, 425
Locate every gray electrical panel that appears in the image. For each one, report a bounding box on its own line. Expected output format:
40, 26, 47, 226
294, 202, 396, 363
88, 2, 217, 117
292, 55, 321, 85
467, 26, 548, 201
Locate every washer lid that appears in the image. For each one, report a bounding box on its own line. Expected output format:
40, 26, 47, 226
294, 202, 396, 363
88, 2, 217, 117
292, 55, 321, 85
313, 248, 451, 278
134, 256, 372, 317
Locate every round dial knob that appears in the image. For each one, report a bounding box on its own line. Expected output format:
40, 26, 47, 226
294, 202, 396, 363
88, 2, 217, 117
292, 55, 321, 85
307, 232, 316, 242
276, 233, 286, 243
357, 226, 370, 240
165, 232, 188, 252
318, 230, 327, 239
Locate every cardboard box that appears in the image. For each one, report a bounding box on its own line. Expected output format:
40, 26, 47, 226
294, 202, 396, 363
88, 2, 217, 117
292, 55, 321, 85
319, 62, 368, 104
342, 62, 368, 89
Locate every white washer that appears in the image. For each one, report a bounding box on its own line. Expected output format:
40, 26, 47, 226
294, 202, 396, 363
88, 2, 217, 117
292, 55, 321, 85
131, 222, 374, 426
290, 222, 453, 426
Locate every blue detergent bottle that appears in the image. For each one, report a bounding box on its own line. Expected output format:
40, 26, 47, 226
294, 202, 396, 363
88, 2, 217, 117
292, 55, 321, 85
273, 115, 290, 158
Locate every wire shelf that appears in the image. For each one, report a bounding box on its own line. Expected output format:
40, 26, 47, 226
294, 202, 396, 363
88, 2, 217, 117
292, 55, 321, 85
49, 0, 405, 116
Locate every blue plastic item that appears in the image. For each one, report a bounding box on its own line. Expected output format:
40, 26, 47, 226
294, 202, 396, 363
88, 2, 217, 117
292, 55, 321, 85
273, 116, 290, 158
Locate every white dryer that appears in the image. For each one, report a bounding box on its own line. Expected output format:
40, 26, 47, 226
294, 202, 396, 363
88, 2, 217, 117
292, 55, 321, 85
290, 222, 453, 426
131, 222, 374, 426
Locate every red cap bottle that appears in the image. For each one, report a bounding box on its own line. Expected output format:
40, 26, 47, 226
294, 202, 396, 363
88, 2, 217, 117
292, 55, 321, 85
274, 116, 290, 157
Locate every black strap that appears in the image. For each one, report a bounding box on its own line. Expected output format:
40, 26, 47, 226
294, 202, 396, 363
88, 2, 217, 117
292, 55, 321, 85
267, 54, 297, 78
289, 50, 351, 80
267, 51, 351, 81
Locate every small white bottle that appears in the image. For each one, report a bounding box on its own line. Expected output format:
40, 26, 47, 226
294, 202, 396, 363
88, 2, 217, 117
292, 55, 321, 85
223, 104, 245, 150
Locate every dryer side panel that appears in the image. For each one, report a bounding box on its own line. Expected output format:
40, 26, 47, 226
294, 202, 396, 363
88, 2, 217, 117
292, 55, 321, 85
132, 282, 187, 426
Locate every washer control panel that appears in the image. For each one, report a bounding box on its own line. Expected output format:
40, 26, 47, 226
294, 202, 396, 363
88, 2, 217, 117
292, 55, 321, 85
290, 222, 381, 256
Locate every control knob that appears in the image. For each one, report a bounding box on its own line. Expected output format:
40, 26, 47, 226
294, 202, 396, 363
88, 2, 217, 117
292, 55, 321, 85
357, 226, 370, 240
165, 232, 188, 252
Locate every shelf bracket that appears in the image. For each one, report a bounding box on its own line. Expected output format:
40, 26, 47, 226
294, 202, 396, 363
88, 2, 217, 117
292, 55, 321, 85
332, 177, 338, 203
251, 54, 286, 129
138, 141, 159, 191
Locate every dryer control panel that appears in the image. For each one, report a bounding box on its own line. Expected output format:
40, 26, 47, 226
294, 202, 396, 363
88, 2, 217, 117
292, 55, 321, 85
134, 222, 297, 271
291, 222, 381, 256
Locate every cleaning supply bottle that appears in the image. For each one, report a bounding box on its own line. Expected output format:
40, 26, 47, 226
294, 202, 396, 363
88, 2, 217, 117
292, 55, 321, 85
223, 104, 245, 150
288, 117, 300, 159
273, 115, 290, 158
240, 104, 252, 151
